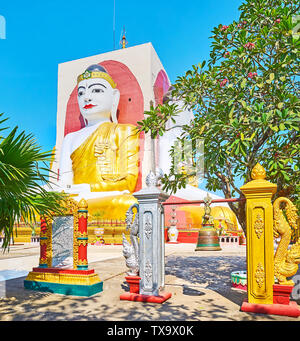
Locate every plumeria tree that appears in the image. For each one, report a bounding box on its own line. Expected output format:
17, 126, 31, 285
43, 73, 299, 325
138, 0, 300, 233
0, 114, 66, 249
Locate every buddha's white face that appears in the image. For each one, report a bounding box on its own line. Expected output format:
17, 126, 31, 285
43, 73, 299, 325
77, 77, 120, 125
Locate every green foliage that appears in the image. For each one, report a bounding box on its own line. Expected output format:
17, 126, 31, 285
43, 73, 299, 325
0, 113, 67, 249
137, 0, 300, 231
137, 102, 180, 139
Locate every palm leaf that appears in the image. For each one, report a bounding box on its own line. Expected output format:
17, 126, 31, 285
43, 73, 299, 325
0, 114, 66, 250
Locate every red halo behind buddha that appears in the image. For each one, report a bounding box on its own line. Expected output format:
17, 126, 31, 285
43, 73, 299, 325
153, 69, 170, 106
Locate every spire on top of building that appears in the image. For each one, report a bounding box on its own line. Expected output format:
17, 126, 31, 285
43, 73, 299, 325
120, 26, 128, 49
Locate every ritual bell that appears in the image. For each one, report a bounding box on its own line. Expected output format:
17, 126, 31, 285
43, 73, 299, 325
195, 223, 222, 251
195, 193, 222, 251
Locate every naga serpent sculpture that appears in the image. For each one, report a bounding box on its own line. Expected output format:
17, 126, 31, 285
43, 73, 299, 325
122, 203, 139, 276
273, 197, 300, 285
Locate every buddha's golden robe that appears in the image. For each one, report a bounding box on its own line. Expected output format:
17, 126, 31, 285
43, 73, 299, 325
71, 122, 140, 193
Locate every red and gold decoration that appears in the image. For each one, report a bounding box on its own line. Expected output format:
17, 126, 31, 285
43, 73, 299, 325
77, 199, 89, 270
39, 216, 52, 268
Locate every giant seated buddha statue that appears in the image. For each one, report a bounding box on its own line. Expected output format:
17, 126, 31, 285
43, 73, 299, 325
56, 64, 140, 219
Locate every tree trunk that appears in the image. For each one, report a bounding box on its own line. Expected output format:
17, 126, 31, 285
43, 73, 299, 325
228, 198, 247, 237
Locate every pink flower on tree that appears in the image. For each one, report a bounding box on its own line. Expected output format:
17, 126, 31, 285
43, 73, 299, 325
275, 18, 281, 24
238, 20, 247, 28
221, 25, 229, 31
244, 42, 255, 50
219, 79, 229, 87
247, 72, 257, 79
223, 51, 230, 57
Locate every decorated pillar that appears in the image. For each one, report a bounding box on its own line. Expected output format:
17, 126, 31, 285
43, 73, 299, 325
120, 170, 172, 303
39, 217, 51, 268
134, 171, 170, 297
240, 163, 277, 305
76, 199, 89, 270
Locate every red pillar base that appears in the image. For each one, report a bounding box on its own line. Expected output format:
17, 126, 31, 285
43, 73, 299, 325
120, 275, 172, 303
125, 276, 141, 294
273, 284, 293, 305
120, 291, 172, 303
241, 299, 300, 318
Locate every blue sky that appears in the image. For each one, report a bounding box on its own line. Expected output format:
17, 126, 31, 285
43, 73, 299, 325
0, 0, 242, 194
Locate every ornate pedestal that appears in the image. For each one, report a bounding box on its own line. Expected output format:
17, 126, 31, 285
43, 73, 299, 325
241, 284, 300, 317
24, 198, 103, 297
24, 268, 103, 297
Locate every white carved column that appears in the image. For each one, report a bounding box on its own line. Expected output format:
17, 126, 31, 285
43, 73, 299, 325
133, 171, 169, 296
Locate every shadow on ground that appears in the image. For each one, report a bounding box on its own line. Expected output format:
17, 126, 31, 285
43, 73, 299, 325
0, 254, 296, 321
165, 255, 247, 304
